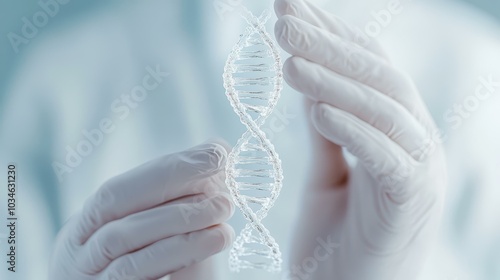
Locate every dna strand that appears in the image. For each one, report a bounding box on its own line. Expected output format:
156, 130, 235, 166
223, 8, 283, 272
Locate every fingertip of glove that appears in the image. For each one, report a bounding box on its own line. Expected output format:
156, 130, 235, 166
274, 16, 286, 42
202, 137, 231, 154
205, 143, 227, 170
283, 56, 307, 86
214, 223, 235, 252
274, 15, 298, 49
187, 140, 229, 172
311, 102, 331, 124
275, 0, 301, 18
310, 103, 344, 139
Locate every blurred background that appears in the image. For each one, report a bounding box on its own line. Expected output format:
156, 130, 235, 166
2, 0, 500, 112
1, 0, 500, 279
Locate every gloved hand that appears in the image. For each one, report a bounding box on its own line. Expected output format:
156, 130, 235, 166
48, 140, 235, 280
274, 0, 447, 279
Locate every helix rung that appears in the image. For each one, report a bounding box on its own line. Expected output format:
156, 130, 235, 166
235, 155, 270, 164
235, 63, 272, 72
242, 142, 264, 150
241, 195, 269, 205
234, 76, 274, 86
234, 58, 269, 66
245, 37, 265, 46
242, 104, 267, 114
237, 92, 271, 101
238, 182, 275, 191
240, 49, 269, 55
240, 248, 272, 257
238, 90, 267, 95
237, 260, 276, 270
238, 54, 267, 59
246, 234, 262, 244
238, 95, 269, 101
234, 71, 274, 76
238, 50, 271, 59
235, 169, 274, 177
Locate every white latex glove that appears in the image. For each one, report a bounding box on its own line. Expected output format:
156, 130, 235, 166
48, 140, 235, 280
274, 0, 447, 279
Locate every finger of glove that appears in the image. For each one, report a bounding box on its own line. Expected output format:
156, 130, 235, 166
285, 56, 429, 159
304, 98, 350, 189
98, 224, 235, 280
74, 139, 229, 244
79, 193, 234, 274
310, 102, 417, 181
274, 0, 389, 60
275, 15, 432, 127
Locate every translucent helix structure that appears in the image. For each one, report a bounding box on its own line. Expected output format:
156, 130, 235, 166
223, 7, 284, 272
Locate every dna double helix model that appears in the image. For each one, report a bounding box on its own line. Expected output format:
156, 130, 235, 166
223, 8, 284, 272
